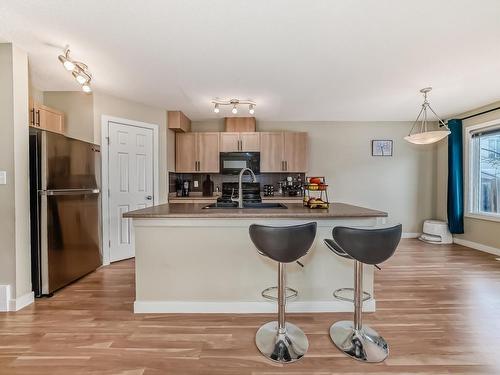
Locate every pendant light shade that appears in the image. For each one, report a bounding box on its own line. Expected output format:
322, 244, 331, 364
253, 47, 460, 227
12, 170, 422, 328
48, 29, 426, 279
405, 87, 450, 145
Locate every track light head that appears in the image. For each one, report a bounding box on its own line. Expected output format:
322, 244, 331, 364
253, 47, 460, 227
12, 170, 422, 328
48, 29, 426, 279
249, 104, 255, 115
214, 103, 220, 113
82, 84, 92, 93
232, 105, 238, 114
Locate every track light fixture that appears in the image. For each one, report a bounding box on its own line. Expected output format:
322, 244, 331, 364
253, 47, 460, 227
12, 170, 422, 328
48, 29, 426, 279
404, 87, 450, 145
211, 98, 256, 115
58, 47, 93, 94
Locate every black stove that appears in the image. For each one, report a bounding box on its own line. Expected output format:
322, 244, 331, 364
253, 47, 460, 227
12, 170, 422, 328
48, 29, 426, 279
218, 182, 262, 203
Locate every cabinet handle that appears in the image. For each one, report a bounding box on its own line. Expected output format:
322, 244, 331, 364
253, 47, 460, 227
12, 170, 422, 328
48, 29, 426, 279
285, 161, 288, 171
281, 161, 284, 171
36, 110, 40, 126
30, 108, 35, 125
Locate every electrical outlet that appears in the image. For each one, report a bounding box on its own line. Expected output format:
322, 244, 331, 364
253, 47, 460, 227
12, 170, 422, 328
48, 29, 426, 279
0, 171, 6, 185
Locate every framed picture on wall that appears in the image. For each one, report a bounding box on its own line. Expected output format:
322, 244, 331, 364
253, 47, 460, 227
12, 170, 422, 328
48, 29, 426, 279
372, 140, 393, 156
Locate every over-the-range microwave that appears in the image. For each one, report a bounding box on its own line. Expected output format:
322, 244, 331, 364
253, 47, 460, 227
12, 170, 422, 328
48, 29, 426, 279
220, 152, 260, 175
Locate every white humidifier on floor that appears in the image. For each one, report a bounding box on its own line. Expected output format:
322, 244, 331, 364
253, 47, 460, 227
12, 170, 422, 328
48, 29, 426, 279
419, 220, 453, 244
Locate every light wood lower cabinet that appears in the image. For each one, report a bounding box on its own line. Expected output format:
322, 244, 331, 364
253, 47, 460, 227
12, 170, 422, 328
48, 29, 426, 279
29, 98, 65, 134
260, 132, 308, 172
220, 132, 260, 152
176, 132, 220, 173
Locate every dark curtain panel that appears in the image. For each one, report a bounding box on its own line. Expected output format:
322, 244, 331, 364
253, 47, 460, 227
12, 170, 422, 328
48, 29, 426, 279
447, 119, 464, 233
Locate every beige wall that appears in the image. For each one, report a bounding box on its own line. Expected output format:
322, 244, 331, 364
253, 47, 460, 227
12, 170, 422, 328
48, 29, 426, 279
191, 120, 437, 233
43, 91, 94, 143
92, 92, 169, 201
0, 43, 31, 301
437, 101, 500, 249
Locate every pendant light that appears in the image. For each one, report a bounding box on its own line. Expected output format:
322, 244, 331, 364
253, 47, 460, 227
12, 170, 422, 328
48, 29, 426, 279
404, 87, 450, 145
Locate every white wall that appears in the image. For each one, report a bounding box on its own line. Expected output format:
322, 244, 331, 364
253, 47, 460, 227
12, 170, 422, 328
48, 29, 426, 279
0, 43, 32, 310
191, 120, 437, 233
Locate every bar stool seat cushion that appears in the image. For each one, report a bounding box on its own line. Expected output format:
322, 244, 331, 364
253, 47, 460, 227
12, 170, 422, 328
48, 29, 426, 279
332, 224, 402, 265
249, 222, 317, 263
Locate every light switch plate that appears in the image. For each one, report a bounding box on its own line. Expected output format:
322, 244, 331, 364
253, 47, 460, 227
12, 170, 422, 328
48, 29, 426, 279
193, 180, 199, 188
0, 171, 6, 185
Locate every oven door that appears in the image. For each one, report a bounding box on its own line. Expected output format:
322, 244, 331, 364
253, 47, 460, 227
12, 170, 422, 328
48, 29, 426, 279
220, 152, 260, 175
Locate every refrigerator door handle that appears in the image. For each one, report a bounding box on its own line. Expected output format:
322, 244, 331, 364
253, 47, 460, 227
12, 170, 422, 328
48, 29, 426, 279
40, 188, 100, 196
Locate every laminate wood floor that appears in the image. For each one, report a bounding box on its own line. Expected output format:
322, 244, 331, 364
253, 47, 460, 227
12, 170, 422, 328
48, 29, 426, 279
1, 239, 500, 374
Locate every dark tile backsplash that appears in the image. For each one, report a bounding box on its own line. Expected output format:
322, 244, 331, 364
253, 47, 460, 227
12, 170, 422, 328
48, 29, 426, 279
169, 172, 305, 195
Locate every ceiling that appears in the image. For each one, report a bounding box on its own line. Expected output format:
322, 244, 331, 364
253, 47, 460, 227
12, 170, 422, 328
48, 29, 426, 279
1, 0, 499, 121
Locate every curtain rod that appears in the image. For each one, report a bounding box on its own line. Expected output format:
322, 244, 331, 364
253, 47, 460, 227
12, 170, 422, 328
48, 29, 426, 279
442, 105, 500, 126
460, 106, 500, 120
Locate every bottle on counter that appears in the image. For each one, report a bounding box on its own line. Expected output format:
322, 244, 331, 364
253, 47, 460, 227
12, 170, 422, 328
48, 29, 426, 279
202, 174, 214, 196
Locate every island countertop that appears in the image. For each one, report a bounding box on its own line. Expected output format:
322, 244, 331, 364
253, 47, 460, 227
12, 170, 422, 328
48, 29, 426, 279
123, 202, 387, 219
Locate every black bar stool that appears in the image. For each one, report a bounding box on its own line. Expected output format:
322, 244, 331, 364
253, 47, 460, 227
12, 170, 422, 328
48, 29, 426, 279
327, 224, 402, 362
249, 222, 317, 363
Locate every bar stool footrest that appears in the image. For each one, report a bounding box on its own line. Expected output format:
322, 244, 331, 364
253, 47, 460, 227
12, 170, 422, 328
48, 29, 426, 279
333, 288, 371, 303
262, 286, 298, 301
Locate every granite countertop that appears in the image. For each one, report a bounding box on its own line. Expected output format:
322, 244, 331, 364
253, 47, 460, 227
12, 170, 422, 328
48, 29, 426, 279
124, 202, 387, 219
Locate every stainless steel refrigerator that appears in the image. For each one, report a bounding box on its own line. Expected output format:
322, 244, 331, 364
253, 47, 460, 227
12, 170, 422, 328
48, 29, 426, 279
29, 129, 102, 297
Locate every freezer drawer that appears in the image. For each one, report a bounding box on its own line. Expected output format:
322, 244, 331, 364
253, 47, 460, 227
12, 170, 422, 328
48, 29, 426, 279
41, 191, 102, 294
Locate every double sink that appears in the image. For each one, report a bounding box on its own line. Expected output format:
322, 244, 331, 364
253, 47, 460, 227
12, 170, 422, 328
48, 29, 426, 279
203, 201, 288, 209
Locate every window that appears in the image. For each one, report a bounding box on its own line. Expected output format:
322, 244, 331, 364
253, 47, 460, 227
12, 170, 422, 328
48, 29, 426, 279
469, 125, 500, 217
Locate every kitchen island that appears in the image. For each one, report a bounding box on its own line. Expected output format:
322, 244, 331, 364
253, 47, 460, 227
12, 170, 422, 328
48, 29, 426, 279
124, 202, 388, 313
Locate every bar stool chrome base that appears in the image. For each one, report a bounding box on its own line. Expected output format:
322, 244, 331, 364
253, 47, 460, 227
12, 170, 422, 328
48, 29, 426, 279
330, 320, 388, 363
256, 321, 309, 363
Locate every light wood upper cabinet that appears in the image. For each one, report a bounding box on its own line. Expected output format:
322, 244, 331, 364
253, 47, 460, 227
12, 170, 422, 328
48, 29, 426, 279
175, 133, 197, 172
175, 132, 220, 173
168, 111, 191, 132
197, 132, 219, 173
225, 117, 256, 132
260, 132, 284, 172
220, 132, 240, 152
283, 132, 308, 172
220, 132, 260, 152
260, 132, 308, 172
240, 132, 260, 152
29, 99, 65, 135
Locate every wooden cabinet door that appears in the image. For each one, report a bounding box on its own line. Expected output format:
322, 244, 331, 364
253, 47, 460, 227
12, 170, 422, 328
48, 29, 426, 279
284, 132, 308, 172
197, 132, 220, 173
175, 133, 197, 172
240, 132, 260, 152
260, 132, 284, 172
38, 105, 65, 134
220, 132, 240, 152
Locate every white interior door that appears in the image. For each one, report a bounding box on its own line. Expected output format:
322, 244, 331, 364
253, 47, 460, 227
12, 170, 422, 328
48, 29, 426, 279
108, 121, 154, 262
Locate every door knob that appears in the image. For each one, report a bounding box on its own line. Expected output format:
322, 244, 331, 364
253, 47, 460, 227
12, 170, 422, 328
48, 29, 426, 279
145, 195, 153, 200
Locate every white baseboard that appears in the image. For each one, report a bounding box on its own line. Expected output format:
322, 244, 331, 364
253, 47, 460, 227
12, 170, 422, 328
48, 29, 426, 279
402, 232, 421, 239
0, 285, 11, 312
134, 299, 376, 314
8, 291, 34, 312
453, 238, 500, 257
